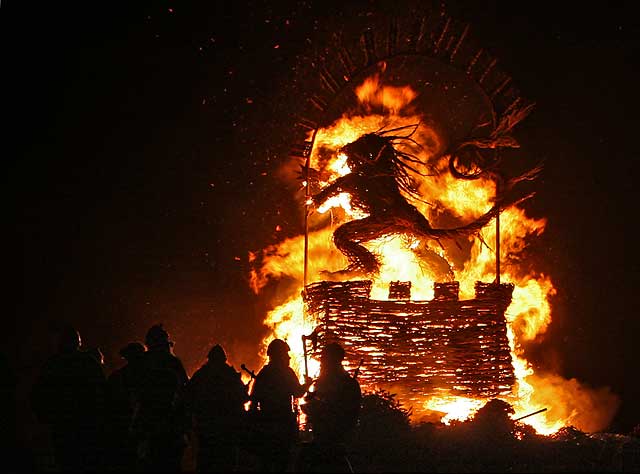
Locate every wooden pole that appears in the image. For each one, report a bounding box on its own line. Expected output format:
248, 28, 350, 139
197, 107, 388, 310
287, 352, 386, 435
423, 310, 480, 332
514, 407, 547, 422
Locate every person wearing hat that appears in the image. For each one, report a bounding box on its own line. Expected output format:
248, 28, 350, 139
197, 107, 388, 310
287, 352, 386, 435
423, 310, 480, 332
249, 338, 312, 472
185, 344, 249, 472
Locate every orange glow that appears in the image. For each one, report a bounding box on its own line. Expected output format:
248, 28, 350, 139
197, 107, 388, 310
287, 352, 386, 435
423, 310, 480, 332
251, 74, 619, 435
355, 73, 417, 114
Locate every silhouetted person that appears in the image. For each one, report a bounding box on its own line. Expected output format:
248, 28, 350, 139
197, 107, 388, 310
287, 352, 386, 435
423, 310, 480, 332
106, 342, 146, 471
0, 351, 19, 473
299, 342, 362, 473
249, 338, 312, 472
131, 324, 189, 471
31, 322, 107, 472
142, 324, 189, 388
185, 344, 249, 472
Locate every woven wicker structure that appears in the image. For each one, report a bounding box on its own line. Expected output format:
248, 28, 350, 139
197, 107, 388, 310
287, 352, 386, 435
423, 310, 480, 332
303, 279, 515, 399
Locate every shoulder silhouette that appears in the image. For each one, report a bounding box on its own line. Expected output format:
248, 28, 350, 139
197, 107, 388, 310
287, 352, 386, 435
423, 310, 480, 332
186, 343, 249, 472
31, 323, 107, 472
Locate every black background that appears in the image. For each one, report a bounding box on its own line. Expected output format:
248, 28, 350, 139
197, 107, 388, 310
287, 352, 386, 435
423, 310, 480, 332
6, 0, 639, 436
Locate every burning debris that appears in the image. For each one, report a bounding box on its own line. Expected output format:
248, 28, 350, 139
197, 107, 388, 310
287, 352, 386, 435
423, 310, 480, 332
348, 395, 640, 473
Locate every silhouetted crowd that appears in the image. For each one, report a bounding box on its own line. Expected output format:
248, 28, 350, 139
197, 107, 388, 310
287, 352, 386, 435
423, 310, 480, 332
29, 322, 362, 472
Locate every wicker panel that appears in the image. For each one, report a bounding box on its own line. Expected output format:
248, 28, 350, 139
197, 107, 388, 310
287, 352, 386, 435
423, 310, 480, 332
303, 280, 515, 402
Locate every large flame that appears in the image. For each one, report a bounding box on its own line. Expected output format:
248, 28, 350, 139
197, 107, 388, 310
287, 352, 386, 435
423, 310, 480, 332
250, 76, 619, 434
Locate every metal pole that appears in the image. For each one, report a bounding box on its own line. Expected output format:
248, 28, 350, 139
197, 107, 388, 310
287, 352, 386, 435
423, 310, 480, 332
302, 129, 318, 378
496, 209, 500, 284
303, 128, 318, 290
304, 201, 310, 288
302, 335, 309, 379
495, 177, 501, 285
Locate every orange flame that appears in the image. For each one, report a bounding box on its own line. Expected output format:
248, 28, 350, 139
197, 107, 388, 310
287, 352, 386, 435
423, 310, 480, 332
252, 74, 619, 434
355, 72, 417, 114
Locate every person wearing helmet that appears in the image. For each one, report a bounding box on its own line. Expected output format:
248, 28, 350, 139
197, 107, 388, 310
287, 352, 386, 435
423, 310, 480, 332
141, 324, 188, 387
249, 338, 312, 472
30, 322, 107, 472
132, 324, 189, 471
299, 341, 362, 473
185, 343, 249, 472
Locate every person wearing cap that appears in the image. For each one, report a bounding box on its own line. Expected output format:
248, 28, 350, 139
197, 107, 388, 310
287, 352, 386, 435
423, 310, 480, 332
299, 341, 362, 473
249, 338, 312, 472
185, 343, 248, 472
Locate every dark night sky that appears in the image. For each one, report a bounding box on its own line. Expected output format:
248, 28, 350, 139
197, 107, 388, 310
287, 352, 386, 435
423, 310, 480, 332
6, 0, 640, 435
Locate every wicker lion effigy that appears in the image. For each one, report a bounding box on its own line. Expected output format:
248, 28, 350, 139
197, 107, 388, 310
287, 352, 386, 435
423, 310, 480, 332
309, 126, 540, 279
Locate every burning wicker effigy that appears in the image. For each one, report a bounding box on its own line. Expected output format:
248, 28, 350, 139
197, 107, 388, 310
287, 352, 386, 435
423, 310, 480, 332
303, 279, 515, 400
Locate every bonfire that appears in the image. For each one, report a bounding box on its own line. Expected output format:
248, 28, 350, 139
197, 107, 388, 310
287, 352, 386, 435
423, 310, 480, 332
248, 5, 620, 437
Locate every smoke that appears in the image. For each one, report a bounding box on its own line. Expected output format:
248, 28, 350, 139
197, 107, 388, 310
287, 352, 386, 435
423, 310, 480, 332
526, 372, 621, 433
